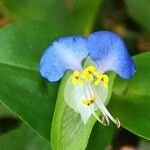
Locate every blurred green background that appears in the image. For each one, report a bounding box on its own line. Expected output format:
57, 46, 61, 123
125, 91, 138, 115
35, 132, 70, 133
0, 0, 149, 150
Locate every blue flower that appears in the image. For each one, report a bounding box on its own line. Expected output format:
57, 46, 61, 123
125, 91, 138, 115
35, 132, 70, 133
40, 31, 136, 127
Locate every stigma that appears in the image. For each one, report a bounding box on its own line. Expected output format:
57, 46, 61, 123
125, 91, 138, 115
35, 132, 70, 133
71, 65, 120, 128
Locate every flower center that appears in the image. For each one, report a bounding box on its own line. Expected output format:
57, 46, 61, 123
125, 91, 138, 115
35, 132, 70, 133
72, 65, 109, 88
71, 65, 120, 128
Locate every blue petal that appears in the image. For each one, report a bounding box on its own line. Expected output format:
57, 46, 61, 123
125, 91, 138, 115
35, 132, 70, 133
40, 36, 88, 82
87, 31, 136, 79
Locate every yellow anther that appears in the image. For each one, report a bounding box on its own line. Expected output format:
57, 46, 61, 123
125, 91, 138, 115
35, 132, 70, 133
101, 74, 109, 89
91, 95, 96, 103
93, 72, 109, 88
93, 71, 103, 79
93, 72, 103, 86
82, 95, 96, 106
85, 66, 96, 72
72, 66, 109, 88
82, 100, 91, 105
81, 66, 96, 81
72, 71, 83, 85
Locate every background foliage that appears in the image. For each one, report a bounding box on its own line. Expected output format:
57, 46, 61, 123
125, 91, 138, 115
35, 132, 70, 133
0, 0, 149, 150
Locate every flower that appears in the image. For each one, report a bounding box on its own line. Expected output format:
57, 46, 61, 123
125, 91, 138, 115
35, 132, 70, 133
40, 31, 136, 127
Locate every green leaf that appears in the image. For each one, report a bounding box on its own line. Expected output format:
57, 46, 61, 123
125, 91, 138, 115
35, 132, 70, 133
124, 0, 150, 32
0, 0, 102, 34
0, 105, 20, 135
0, 0, 103, 143
109, 52, 150, 140
0, 21, 62, 141
0, 123, 51, 150
0, 104, 50, 149
86, 123, 115, 150
0, 0, 51, 20
51, 71, 116, 150
0, 103, 16, 118
48, 0, 103, 34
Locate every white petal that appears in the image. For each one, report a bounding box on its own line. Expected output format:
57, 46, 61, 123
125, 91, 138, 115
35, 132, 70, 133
93, 83, 108, 113
94, 83, 108, 103
80, 105, 92, 124
64, 74, 92, 124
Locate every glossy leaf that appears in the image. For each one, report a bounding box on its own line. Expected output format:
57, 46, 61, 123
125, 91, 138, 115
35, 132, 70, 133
0, 104, 20, 135
0, 123, 51, 150
0, 103, 16, 118
0, 21, 62, 141
51, 71, 116, 150
0, 105, 50, 150
124, 0, 150, 31
109, 52, 150, 140
0, 0, 102, 34
0, 0, 103, 143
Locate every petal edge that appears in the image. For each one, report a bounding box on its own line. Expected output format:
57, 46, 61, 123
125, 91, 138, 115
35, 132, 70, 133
40, 36, 88, 82
87, 31, 136, 79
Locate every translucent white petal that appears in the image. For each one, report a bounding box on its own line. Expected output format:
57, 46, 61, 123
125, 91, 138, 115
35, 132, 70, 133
64, 74, 92, 124
80, 105, 92, 124
92, 83, 108, 114
94, 83, 108, 103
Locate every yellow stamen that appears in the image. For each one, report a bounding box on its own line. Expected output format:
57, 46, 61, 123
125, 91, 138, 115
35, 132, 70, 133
72, 66, 109, 88
81, 66, 96, 81
82, 100, 91, 105
82, 95, 96, 106
91, 95, 96, 103
101, 74, 109, 89
93, 71, 103, 86
72, 71, 83, 85
93, 71, 109, 88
